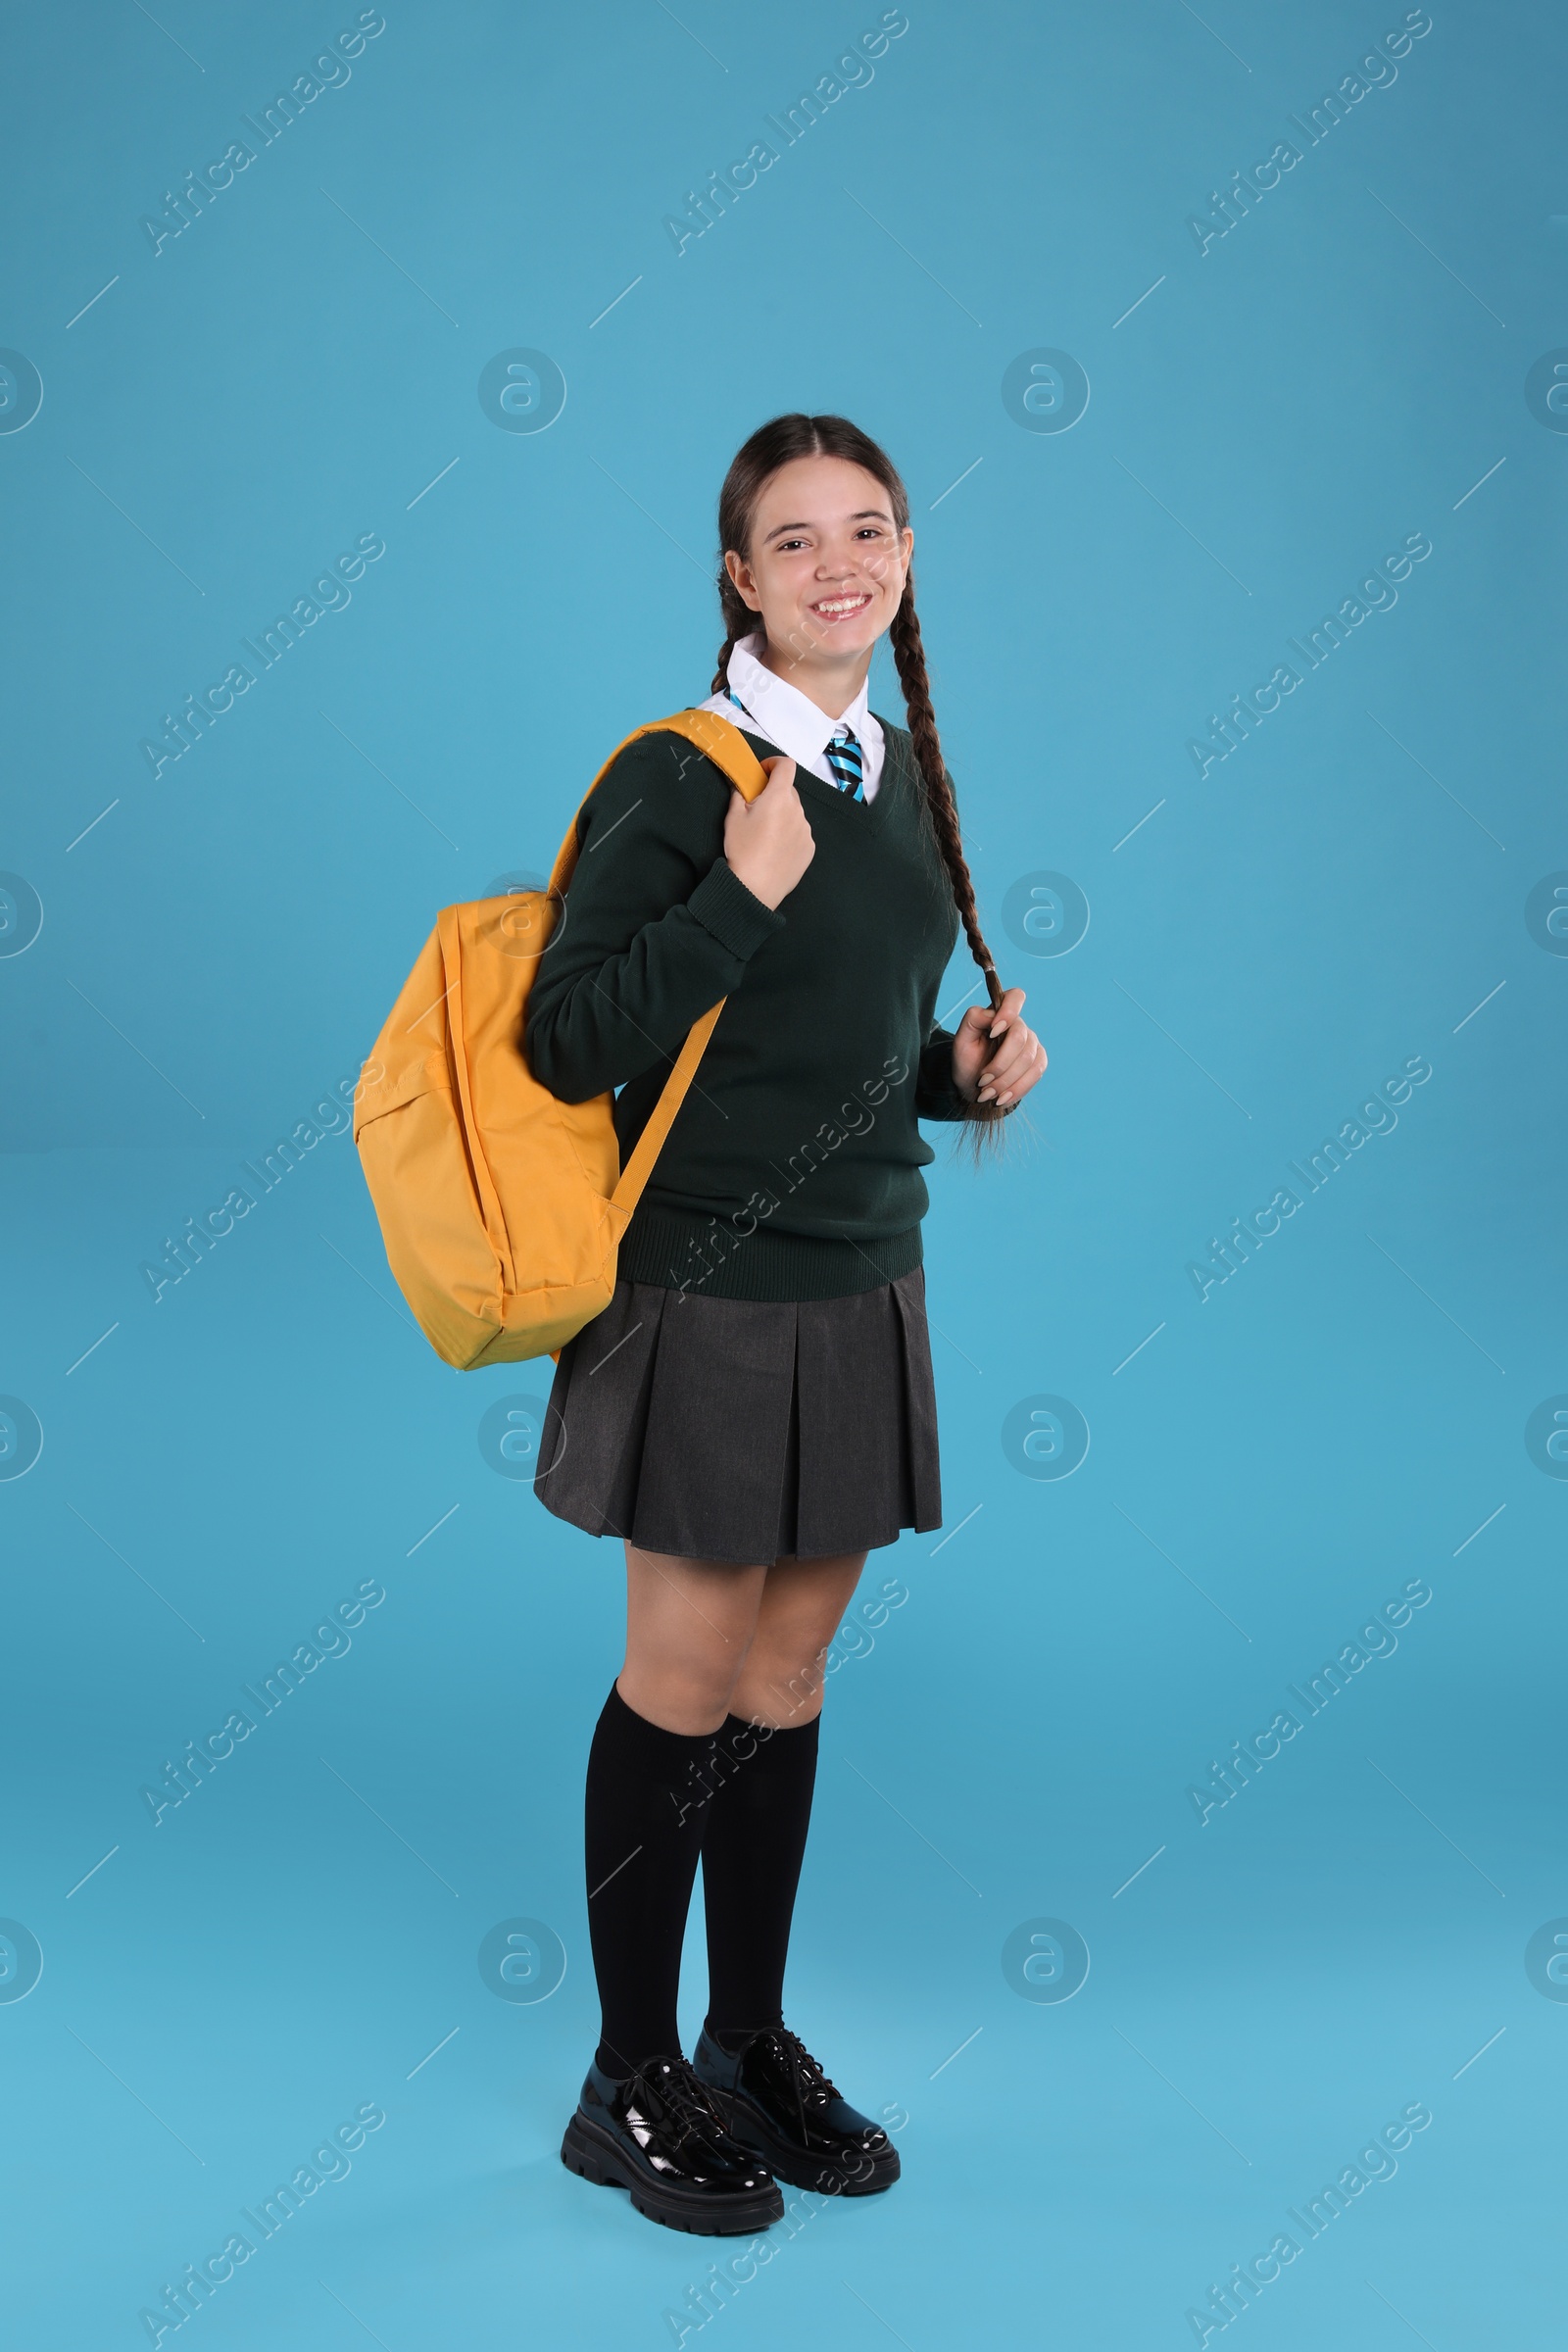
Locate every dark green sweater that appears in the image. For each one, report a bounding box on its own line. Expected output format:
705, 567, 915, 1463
524, 716, 966, 1301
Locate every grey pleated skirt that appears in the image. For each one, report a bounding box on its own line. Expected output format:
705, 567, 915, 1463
533, 1267, 941, 1564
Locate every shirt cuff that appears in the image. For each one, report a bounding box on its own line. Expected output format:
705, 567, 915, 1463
687, 858, 786, 960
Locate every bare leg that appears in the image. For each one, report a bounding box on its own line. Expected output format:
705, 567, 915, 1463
616, 1543, 770, 1734
726, 1551, 869, 1729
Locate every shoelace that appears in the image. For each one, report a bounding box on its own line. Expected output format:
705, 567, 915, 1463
763, 2027, 840, 2137
630, 2056, 732, 2153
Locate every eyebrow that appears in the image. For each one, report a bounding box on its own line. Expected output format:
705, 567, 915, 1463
761, 508, 895, 542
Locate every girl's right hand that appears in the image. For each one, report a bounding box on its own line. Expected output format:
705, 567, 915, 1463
722, 755, 815, 910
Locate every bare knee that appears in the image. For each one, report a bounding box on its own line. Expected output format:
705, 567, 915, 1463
727, 1638, 829, 1730
619, 1546, 767, 1734
726, 1549, 868, 1729
616, 1656, 748, 1736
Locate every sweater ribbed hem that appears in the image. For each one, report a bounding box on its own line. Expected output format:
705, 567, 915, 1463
616, 1202, 923, 1302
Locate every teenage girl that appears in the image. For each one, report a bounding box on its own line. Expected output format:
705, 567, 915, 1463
525, 413, 1046, 2235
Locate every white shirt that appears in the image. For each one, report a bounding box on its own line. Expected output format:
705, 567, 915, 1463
696, 632, 885, 803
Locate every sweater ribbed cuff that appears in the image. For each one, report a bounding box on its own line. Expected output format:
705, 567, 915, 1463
686, 858, 785, 961
914, 1032, 968, 1123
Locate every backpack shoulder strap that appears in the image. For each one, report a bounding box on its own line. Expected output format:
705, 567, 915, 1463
548, 709, 767, 895
609, 995, 728, 1215
540, 710, 771, 1221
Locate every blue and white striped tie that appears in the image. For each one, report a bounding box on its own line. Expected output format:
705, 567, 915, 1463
824, 724, 865, 802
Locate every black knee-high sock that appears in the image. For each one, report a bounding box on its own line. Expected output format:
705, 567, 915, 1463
700, 1711, 821, 2049
584, 1682, 719, 2079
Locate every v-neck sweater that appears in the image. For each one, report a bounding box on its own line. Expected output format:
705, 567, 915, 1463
524, 715, 967, 1302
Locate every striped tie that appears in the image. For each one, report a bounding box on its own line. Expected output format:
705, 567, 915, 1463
825, 724, 865, 802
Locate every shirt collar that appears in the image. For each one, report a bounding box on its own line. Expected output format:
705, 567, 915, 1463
724, 633, 874, 767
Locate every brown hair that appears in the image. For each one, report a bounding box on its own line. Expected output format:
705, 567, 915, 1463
713, 413, 1007, 1145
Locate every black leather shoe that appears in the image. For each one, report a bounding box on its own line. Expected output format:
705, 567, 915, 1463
561, 2054, 785, 2234
692, 2024, 901, 2197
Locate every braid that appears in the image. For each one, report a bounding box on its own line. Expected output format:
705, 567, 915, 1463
710, 627, 743, 697
889, 584, 1007, 1143
888, 591, 1000, 1008
710, 564, 754, 695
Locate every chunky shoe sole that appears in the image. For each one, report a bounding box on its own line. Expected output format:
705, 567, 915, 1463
560, 2110, 785, 2234
702, 2088, 902, 2198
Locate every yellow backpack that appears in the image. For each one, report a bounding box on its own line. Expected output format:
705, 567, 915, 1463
353, 709, 766, 1368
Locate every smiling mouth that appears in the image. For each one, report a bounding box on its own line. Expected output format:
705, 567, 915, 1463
809, 592, 873, 622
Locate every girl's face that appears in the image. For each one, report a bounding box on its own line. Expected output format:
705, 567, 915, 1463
725, 454, 913, 669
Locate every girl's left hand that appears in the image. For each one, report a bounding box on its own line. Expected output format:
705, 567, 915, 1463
952, 987, 1047, 1110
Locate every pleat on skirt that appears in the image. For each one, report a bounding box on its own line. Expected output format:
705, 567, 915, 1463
533, 1267, 941, 1564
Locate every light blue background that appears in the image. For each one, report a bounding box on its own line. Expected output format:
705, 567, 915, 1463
2, 2, 1562, 2344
